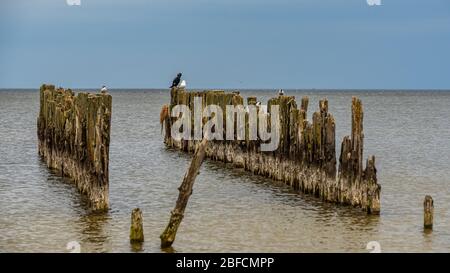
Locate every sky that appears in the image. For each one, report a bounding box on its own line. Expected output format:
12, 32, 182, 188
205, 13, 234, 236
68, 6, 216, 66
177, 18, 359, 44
0, 0, 450, 89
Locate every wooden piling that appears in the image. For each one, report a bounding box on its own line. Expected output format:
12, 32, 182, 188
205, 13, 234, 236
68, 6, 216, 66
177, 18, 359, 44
160, 137, 208, 248
424, 195, 434, 230
130, 208, 144, 243
163, 87, 381, 214
37, 84, 112, 211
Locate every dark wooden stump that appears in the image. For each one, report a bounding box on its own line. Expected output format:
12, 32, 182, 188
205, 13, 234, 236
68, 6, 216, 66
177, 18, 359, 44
130, 208, 144, 243
424, 195, 434, 230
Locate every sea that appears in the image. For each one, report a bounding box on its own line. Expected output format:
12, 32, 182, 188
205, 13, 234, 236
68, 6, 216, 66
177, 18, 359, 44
1, 89, 450, 253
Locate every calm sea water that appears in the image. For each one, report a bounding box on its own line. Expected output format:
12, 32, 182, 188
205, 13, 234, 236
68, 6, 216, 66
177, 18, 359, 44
1, 89, 450, 253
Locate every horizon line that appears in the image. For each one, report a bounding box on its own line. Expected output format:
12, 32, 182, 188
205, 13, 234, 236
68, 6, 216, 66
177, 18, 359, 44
1, 87, 450, 91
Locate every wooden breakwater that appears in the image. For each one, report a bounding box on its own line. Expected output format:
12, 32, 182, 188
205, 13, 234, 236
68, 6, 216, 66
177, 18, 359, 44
37, 84, 112, 211
162, 87, 381, 214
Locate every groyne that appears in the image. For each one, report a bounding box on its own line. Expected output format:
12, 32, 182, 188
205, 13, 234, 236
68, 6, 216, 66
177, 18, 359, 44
162, 87, 381, 214
37, 84, 112, 211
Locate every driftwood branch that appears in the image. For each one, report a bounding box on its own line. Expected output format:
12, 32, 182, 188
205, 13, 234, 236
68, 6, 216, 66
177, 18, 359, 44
160, 137, 208, 248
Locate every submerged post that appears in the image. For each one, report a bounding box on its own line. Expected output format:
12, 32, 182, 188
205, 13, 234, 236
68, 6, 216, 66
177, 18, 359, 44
130, 208, 144, 243
424, 195, 434, 230
160, 137, 208, 248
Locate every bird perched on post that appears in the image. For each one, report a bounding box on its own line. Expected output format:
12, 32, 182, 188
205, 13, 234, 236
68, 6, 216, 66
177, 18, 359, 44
170, 73, 182, 88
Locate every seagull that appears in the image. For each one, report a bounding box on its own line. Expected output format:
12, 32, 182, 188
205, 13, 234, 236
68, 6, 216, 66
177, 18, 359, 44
179, 80, 186, 88
278, 89, 284, 96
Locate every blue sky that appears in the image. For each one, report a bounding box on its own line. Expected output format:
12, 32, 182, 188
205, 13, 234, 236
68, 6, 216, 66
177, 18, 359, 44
1, 0, 449, 89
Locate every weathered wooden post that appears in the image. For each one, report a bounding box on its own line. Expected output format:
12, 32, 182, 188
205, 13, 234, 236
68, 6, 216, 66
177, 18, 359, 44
38, 84, 112, 211
130, 208, 144, 243
160, 137, 208, 248
424, 195, 434, 230
301, 96, 309, 113
247, 96, 257, 105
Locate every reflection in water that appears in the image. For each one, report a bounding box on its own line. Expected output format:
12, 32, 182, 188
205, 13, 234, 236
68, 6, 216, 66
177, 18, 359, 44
161, 246, 177, 253
423, 229, 433, 236
422, 229, 434, 253
77, 212, 111, 253
205, 158, 380, 231
130, 242, 144, 252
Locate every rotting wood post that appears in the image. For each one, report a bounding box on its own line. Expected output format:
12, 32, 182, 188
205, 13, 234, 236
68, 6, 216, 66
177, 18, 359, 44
160, 137, 208, 248
38, 84, 112, 211
247, 96, 257, 105
301, 96, 309, 113
130, 208, 144, 243
424, 195, 434, 230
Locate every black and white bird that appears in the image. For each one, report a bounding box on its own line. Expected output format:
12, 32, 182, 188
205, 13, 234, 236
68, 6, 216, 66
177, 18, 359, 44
170, 73, 182, 88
